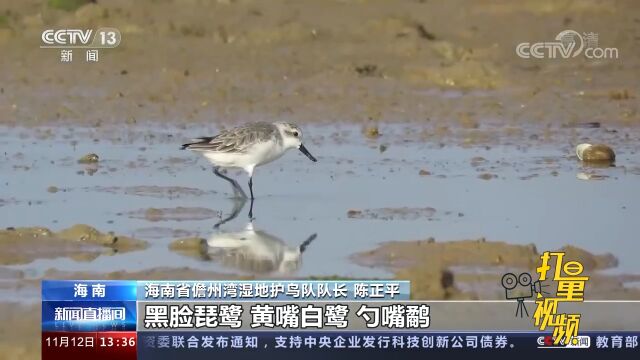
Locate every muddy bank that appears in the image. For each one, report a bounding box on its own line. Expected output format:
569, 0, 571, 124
168, 237, 207, 258
352, 238, 639, 300
352, 238, 618, 271
0, 0, 638, 129
0, 224, 147, 265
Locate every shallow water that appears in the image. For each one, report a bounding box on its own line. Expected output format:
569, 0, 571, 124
1, 123, 639, 279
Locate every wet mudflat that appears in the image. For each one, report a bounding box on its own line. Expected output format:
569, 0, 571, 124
2, 122, 639, 286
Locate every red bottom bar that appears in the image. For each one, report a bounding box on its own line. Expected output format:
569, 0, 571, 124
42, 331, 137, 360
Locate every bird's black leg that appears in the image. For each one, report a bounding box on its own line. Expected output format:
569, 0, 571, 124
213, 167, 247, 199
248, 176, 255, 200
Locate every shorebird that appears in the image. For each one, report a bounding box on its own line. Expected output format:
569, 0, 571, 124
181, 122, 317, 216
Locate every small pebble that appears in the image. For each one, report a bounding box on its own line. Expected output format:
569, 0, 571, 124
78, 153, 99, 164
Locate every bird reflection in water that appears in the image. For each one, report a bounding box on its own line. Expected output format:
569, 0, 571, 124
201, 198, 317, 275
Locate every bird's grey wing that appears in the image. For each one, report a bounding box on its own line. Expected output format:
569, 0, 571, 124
182, 123, 277, 153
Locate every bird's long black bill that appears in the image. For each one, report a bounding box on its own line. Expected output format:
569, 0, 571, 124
298, 144, 317, 162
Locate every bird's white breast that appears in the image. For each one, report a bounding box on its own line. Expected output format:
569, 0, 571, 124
202, 141, 286, 171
